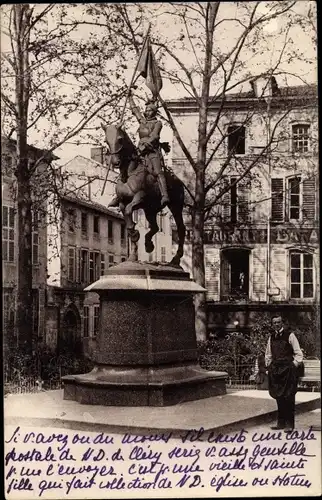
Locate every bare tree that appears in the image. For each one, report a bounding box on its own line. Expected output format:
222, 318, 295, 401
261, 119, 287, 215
76, 2, 316, 340
1, 4, 126, 353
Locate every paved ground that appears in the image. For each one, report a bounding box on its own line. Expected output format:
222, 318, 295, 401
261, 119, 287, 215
4, 388, 320, 436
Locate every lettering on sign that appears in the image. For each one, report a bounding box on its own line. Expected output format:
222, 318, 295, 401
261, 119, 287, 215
270, 228, 319, 245
203, 228, 268, 244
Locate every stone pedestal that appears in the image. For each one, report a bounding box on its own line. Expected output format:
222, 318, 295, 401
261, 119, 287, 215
62, 261, 227, 406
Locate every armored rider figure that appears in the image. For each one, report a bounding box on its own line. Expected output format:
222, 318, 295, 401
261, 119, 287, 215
130, 90, 170, 208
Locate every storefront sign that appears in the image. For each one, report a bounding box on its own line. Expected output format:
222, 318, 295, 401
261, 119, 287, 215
270, 227, 319, 245
204, 228, 267, 244
181, 226, 319, 246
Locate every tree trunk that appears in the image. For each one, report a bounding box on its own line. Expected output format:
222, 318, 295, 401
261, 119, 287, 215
192, 174, 207, 342
190, 3, 217, 342
15, 164, 33, 355
13, 5, 34, 356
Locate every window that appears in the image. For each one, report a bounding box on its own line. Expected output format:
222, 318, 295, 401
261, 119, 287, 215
93, 305, 100, 337
161, 246, 166, 263
292, 124, 310, 153
68, 209, 76, 233
108, 254, 115, 267
68, 247, 76, 282
81, 213, 88, 236
80, 249, 88, 282
121, 257, 126, 262
108, 220, 114, 243
221, 249, 250, 300
2, 206, 15, 262
228, 125, 245, 155
290, 252, 313, 299
288, 177, 301, 220
100, 254, 105, 276
83, 306, 90, 337
93, 215, 100, 236
121, 224, 126, 246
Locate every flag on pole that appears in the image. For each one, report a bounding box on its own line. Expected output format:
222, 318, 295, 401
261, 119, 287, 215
136, 36, 162, 99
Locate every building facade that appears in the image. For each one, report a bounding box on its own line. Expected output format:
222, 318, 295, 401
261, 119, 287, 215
2, 137, 50, 351
46, 193, 128, 356
167, 78, 319, 339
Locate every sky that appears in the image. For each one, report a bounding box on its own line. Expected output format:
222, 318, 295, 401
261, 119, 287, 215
1, 2, 317, 165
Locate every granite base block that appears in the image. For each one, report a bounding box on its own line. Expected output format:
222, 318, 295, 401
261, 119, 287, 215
62, 364, 227, 407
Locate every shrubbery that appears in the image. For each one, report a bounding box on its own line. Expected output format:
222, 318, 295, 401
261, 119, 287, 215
4, 344, 94, 389
198, 311, 319, 379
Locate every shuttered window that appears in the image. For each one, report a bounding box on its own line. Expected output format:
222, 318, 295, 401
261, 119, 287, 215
271, 177, 316, 222
221, 177, 251, 223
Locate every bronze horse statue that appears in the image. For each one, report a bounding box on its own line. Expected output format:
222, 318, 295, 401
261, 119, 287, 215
101, 123, 185, 266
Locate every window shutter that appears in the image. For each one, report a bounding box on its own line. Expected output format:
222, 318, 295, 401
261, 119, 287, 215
205, 247, 220, 301
77, 248, 81, 283
302, 178, 316, 220
220, 253, 230, 300
220, 176, 231, 222
271, 178, 284, 222
270, 248, 287, 300
238, 179, 251, 223
251, 247, 266, 301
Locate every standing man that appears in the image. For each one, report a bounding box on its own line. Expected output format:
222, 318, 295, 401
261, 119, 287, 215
265, 314, 303, 431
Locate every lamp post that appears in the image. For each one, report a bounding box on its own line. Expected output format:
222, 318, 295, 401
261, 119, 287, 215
265, 94, 272, 304
233, 320, 240, 378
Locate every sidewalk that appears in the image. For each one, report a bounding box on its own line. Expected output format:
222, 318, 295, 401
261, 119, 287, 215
4, 388, 320, 436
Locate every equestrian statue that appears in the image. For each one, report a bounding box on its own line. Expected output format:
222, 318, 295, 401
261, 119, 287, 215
101, 90, 185, 266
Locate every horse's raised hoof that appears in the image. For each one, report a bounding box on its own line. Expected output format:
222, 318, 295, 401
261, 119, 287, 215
145, 240, 154, 253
